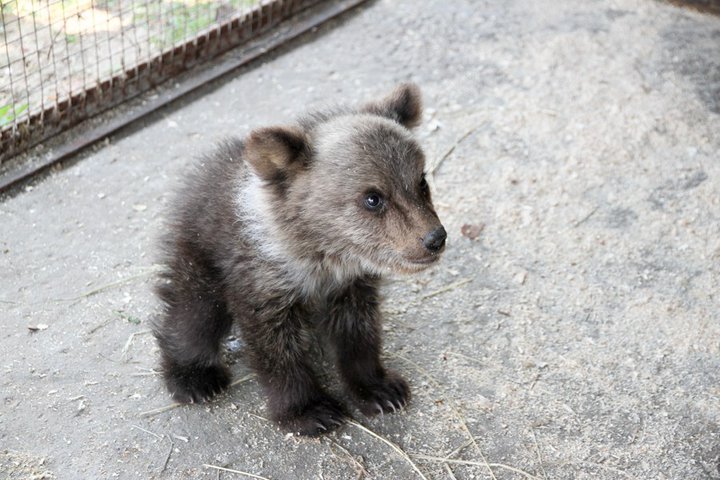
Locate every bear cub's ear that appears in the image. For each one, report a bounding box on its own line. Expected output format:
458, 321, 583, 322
361, 83, 423, 128
245, 126, 309, 180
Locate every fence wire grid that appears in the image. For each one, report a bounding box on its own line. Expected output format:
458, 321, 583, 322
0, 0, 321, 163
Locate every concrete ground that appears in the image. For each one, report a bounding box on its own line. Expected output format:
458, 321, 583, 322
2, 0, 719, 478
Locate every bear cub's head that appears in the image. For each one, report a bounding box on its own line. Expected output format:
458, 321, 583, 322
244, 83, 446, 275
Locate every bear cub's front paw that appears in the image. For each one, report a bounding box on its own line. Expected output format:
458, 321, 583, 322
354, 371, 410, 417
277, 396, 347, 437
164, 362, 231, 404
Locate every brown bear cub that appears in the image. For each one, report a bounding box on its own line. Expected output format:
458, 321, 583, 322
153, 83, 446, 436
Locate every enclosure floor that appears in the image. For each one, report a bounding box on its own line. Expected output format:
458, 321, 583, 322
1, 1, 719, 479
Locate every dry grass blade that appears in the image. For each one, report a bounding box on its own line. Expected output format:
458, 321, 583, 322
139, 402, 182, 418
573, 206, 599, 228
531, 429, 548, 480
444, 351, 484, 366
203, 464, 270, 479
444, 463, 458, 480
443, 438, 475, 460
420, 278, 472, 300
131, 424, 163, 439
122, 330, 152, 360
161, 440, 174, 474
412, 454, 542, 480
55, 265, 163, 302
230, 373, 256, 387
348, 420, 428, 480
392, 353, 497, 480
327, 439, 368, 479
429, 127, 478, 175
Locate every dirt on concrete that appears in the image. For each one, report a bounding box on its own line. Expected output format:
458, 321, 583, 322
1, 0, 719, 479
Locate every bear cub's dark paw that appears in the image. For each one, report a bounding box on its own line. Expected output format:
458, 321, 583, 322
277, 396, 347, 437
164, 362, 231, 404
353, 371, 410, 417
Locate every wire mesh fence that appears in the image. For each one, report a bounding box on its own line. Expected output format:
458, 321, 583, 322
0, 0, 321, 163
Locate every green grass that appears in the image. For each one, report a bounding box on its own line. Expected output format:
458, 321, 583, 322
115, 309, 142, 325
0, 102, 29, 127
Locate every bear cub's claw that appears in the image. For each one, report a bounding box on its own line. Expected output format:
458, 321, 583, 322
279, 396, 348, 437
164, 363, 231, 404
355, 371, 410, 417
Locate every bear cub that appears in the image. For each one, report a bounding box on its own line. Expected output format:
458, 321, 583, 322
153, 83, 446, 436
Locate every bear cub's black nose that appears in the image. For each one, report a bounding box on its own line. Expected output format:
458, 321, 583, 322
423, 226, 447, 253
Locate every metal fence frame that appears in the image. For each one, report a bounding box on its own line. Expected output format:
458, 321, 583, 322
0, 0, 345, 167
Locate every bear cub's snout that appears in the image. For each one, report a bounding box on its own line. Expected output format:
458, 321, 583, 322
423, 225, 447, 253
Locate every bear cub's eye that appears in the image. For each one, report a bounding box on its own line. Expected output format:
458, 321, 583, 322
364, 192, 384, 211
